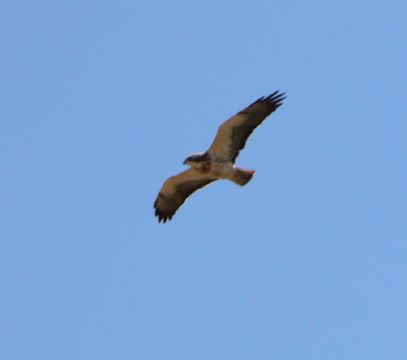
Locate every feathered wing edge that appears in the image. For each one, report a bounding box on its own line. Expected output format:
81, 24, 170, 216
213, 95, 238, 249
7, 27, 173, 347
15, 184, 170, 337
154, 168, 218, 223
208, 90, 286, 162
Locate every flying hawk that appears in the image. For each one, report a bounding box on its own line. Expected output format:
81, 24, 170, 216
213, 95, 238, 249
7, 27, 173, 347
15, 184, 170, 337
154, 91, 286, 222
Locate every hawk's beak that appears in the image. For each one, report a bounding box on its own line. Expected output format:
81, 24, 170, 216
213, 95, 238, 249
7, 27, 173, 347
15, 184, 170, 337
183, 159, 188, 165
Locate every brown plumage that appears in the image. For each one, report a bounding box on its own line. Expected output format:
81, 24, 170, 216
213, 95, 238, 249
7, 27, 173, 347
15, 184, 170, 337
154, 169, 217, 223
154, 91, 286, 223
208, 91, 286, 162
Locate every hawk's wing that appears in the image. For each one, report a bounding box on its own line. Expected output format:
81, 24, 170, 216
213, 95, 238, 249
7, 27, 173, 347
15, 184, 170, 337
154, 168, 218, 223
208, 91, 286, 163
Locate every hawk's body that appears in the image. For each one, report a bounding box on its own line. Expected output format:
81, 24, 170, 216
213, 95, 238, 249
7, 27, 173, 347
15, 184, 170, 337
154, 91, 286, 222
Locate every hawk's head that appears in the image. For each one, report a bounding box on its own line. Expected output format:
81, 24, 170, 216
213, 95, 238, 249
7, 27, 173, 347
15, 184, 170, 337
183, 152, 209, 166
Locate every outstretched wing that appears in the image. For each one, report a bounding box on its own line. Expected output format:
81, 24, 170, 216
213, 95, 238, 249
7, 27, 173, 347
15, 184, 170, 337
154, 168, 218, 223
208, 91, 286, 163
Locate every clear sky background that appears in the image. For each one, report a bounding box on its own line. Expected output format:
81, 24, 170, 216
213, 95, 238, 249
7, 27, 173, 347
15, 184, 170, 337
1, 0, 406, 359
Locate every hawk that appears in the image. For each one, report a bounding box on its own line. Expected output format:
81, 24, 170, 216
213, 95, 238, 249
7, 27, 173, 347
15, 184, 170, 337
154, 91, 286, 222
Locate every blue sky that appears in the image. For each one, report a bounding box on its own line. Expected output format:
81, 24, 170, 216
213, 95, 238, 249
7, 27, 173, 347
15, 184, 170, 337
1, 0, 406, 359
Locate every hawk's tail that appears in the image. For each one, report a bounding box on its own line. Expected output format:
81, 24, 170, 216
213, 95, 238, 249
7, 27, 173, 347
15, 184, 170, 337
232, 168, 255, 186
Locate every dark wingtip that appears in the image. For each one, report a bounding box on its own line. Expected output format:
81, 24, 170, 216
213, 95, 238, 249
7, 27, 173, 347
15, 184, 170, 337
248, 90, 286, 110
154, 205, 174, 224
154, 192, 175, 223
262, 90, 286, 108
